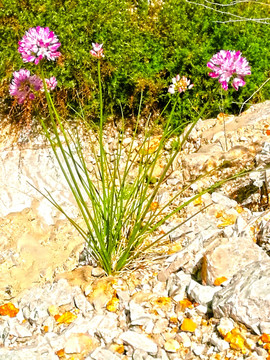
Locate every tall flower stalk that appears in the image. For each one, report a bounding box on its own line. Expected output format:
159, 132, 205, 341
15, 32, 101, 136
207, 50, 251, 151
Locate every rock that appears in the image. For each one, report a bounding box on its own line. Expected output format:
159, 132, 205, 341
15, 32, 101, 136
0, 349, 58, 360
217, 317, 234, 337
91, 267, 106, 277
132, 349, 148, 360
204, 237, 269, 285
192, 344, 205, 356
213, 260, 270, 334
90, 347, 121, 360
86, 277, 117, 311
120, 330, 158, 355
158, 232, 222, 282
9, 322, 32, 338
129, 300, 154, 326
74, 293, 94, 313
95, 313, 120, 344
64, 333, 99, 354
167, 271, 191, 302
210, 332, 230, 352
164, 339, 181, 352
187, 279, 221, 306
177, 332, 191, 348
211, 192, 237, 208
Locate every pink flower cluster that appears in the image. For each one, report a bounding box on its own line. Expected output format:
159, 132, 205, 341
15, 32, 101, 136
9, 69, 57, 104
168, 75, 194, 94
207, 50, 251, 91
18, 26, 61, 65
90, 43, 104, 59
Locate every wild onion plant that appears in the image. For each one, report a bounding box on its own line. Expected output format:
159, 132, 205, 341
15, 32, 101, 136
10, 27, 255, 274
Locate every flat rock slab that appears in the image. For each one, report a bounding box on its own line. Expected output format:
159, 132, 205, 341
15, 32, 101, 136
204, 236, 269, 285
212, 259, 270, 334
0, 203, 84, 301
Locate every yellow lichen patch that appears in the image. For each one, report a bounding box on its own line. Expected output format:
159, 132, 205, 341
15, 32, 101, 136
55, 311, 77, 325
215, 211, 223, 218
261, 333, 270, 343
179, 298, 193, 311
217, 213, 237, 228
0, 303, 19, 318
180, 318, 197, 332
168, 243, 182, 254
214, 276, 228, 286
109, 343, 125, 354
106, 296, 119, 312
217, 113, 229, 124
224, 329, 248, 353
152, 297, 171, 307
193, 196, 202, 206
48, 305, 59, 316
235, 205, 244, 213
169, 316, 178, 324
149, 201, 159, 211
140, 136, 162, 155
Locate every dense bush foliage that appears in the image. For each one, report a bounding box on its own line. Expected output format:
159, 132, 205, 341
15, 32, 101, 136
1, 0, 269, 128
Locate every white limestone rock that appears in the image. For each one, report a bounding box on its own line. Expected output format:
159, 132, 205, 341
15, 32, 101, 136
120, 330, 158, 355
213, 260, 270, 334
187, 279, 221, 306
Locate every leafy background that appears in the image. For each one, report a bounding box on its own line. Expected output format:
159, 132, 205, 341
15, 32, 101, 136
0, 0, 269, 129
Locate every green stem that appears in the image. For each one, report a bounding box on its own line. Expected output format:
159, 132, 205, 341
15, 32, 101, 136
220, 88, 228, 152
97, 59, 108, 223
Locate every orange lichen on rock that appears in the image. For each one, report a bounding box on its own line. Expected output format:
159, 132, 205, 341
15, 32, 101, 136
152, 297, 171, 307
106, 296, 119, 312
217, 213, 237, 228
224, 328, 248, 353
0, 303, 19, 317
56, 348, 65, 357
179, 298, 193, 310
180, 318, 197, 332
261, 333, 270, 343
110, 343, 125, 354
168, 243, 182, 254
149, 201, 159, 211
214, 277, 228, 286
55, 311, 77, 324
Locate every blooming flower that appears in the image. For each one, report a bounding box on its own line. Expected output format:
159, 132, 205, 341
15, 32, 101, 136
207, 50, 251, 91
90, 43, 104, 58
43, 76, 57, 91
168, 75, 194, 94
18, 26, 61, 65
9, 69, 43, 103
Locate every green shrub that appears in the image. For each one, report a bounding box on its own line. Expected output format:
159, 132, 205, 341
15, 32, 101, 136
1, 0, 269, 128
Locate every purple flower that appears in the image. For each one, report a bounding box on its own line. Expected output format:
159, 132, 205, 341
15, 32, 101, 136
43, 76, 57, 91
18, 26, 61, 65
9, 69, 43, 103
168, 75, 194, 94
90, 43, 104, 59
207, 50, 251, 91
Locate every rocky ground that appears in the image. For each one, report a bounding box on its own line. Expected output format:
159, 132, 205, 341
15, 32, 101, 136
1, 101, 270, 359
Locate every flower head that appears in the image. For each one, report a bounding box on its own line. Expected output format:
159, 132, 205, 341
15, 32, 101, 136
90, 43, 104, 59
207, 50, 251, 91
43, 76, 57, 91
168, 75, 194, 94
18, 26, 61, 65
9, 69, 43, 103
